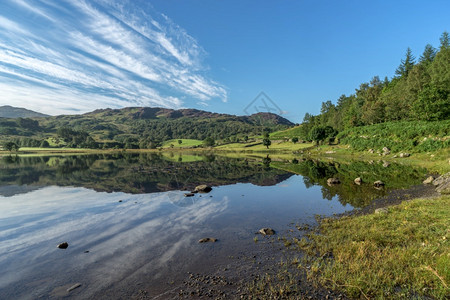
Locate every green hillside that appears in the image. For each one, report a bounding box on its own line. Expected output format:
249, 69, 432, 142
270, 125, 303, 140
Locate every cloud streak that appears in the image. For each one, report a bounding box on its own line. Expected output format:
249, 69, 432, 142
0, 0, 226, 115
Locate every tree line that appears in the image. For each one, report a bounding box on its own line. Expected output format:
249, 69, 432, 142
299, 32, 450, 143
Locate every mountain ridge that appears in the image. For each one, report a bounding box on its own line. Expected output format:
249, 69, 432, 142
0, 105, 49, 118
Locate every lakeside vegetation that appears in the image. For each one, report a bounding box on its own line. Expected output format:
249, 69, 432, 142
294, 195, 449, 299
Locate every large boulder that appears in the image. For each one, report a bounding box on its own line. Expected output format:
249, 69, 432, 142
194, 185, 212, 193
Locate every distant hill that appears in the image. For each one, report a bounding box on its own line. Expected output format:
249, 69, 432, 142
0, 106, 294, 148
0, 105, 49, 118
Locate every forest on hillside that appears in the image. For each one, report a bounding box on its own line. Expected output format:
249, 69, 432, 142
299, 32, 450, 141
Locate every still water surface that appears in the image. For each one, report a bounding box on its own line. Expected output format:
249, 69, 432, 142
0, 153, 427, 299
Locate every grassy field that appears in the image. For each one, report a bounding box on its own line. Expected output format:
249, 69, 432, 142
161, 139, 203, 149
292, 195, 450, 299
270, 125, 303, 140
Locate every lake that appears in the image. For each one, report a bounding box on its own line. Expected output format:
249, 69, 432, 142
0, 153, 428, 299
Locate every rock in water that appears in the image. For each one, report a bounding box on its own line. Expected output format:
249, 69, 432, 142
423, 176, 434, 184
57, 242, 69, 249
184, 193, 195, 197
198, 237, 217, 243
354, 177, 362, 185
67, 283, 81, 292
327, 178, 340, 185
373, 181, 385, 188
194, 185, 212, 193
259, 228, 276, 235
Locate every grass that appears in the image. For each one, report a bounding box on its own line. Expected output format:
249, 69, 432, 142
295, 195, 450, 299
270, 125, 303, 140
161, 139, 203, 149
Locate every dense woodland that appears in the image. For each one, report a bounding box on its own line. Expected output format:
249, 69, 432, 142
299, 32, 450, 142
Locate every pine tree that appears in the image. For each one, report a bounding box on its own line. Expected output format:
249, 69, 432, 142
419, 44, 437, 64
395, 47, 416, 77
439, 31, 449, 50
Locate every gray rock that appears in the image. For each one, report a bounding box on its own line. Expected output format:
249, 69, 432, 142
433, 172, 450, 186
375, 207, 388, 214
423, 176, 434, 184
57, 242, 68, 249
194, 185, 212, 193
198, 237, 217, 243
354, 177, 362, 185
436, 181, 450, 194
258, 228, 276, 235
327, 178, 340, 185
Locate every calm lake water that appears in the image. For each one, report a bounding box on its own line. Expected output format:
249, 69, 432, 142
0, 153, 428, 299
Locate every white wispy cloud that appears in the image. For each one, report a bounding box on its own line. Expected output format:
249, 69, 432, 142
0, 0, 226, 115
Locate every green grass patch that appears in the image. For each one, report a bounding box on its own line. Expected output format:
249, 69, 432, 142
161, 139, 203, 149
297, 196, 450, 299
270, 125, 303, 140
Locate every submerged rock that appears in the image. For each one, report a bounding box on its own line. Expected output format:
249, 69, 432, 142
184, 193, 195, 197
57, 242, 69, 249
194, 185, 212, 193
354, 177, 362, 185
258, 228, 276, 236
198, 237, 217, 243
67, 283, 81, 292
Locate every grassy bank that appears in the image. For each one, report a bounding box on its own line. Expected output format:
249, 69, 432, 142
294, 195, 449, 299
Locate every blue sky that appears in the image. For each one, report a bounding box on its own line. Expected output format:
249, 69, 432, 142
0, 0, 448, 122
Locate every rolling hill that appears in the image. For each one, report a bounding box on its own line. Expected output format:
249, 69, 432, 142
0, 105, 49, 118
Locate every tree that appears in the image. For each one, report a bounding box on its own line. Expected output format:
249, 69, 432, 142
292, 137, 299, 144
3, 141, 19, 152
419, 44, 437, 65
262, 132, 271, 149
40, 140, 50, 148
395, 47, 415, 78
439, 31, 449, 50
308, 126, 326, 144
203, 137, 215, 147
178, 140, 182, 145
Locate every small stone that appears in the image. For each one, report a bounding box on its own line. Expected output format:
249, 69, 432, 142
354, 177, 362, 185
423, 176, 434, 184
184, 193, 195, 197
399, 152, 410, 158
382, 161, 390, 167
368, 149, 374, 154
375, 207, 388, 214
327, 178, 340, 185
373, 180, 385, 188
258, 228, 275, 235
57, 242, 68, 249
198, 237, 217, 243
382, 147, 390, 154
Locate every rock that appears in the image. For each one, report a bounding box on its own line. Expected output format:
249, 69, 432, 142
436, 182, 450, 194
327, 178, 340, 185
393, 155, 398, 158
373, 180, 385, 188
368, 149, 374, 154
399, 153, 410, 158
382, 147, 390, 154
432, 172, 450, 186
184, 193, 195, 197
258, 228, 276, 235
198, 237, 217, 243
423, 176, 435, 184
57, 242, 69, 249
67, 283, 81, 292
354, 177, 362, 185
194, 185, 212, 193
375, 207, 388, 214
382, 161, 390, 168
